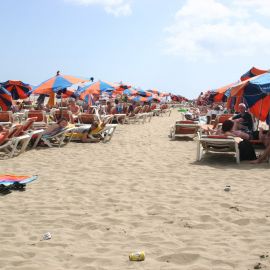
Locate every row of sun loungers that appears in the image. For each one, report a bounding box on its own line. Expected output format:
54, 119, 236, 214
0, 104, 171, 159
169, 112, 269, 164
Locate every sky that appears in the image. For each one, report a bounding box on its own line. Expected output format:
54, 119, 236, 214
1, 0, 270, 99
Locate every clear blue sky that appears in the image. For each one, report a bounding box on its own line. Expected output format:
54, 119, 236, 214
1, 0, 270, 98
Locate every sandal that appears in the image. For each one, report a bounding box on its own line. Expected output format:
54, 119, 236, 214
0, 184, 11, 195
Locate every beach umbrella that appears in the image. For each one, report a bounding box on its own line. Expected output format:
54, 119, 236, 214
0, 85, 12, 111
31, 73, 89, 95
148, 89, 160, 95
1, 80, 32, 100
240, 67, 268, 81
242, 72, 270, 121
227, 72, 270, 111
129, 96, 153, 103
137, 89, 152, 97
123, 88, 138, 96
75, 80, 115, 101
211, 82, 236, 102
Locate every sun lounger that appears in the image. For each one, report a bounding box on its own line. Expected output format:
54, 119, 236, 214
39, 127, 75, 148
196, 133, 240, 163
0, 111, 13, 127
86, 124, 117, 143
26, 110, 47, 129
169, 120, 201, 139
0, 125, 32, 158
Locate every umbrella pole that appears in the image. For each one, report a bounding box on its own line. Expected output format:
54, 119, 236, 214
257, 85, 263, 130
61, 92, 63, 118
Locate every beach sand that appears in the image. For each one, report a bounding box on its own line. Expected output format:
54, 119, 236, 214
1, 109, 270, 270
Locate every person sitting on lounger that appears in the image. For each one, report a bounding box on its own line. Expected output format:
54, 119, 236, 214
43, 118, 68, 137
209, 120, 250, 140
68, 99, 80, 116
232, 103, 253, 137
0, 126, 9, 143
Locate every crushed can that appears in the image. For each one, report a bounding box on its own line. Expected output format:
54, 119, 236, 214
43, 232, 52, 240
129, 251, 145, 261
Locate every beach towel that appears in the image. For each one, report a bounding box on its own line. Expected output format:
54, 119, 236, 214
0, 175, 38, 186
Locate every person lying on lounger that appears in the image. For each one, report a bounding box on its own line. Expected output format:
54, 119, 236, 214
0, 126, 9, 143
208, 120, 250, 140
42, 118, 68, 137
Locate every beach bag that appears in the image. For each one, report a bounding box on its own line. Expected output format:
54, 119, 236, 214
238, 140, 257, 161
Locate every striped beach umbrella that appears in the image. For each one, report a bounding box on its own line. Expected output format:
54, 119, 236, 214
31, 73, 89, 95
137, 89, 152, 97
243, 72, 270, 121
1, 80, 32, 100
123, 88, 138, 96
240, 67, 268, 81
75, 80, 115, 101
0, 86, 12, 111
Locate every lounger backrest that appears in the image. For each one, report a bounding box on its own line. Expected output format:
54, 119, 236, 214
28, 110, 47, 123
134, 106, 142, 114
22, 117, 38, 131
150, 104, 157, 110
141, 106, 147, 113
110, 107, 117, 115
54, 110, 74, 124
0, 111, 12, 123
217, 114, 234, 124
175, 126, 198, 134
145, 105, 151, 113
78, 114, 96, 124
8, 124, 24, 138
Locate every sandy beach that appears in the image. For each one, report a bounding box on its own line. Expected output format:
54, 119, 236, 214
1, 109, 270, 270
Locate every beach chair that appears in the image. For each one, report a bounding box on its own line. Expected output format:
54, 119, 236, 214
39, 127, 75, 148
110, 107, 127, 124
87, 124, 117, 143
26, 110, 47, 129
127, 106, 146, 124
160, 104, 172, 117
102, 124, 117, 143
213, 114, 234, 129
196, 133, 240, 163
53, 109, 75, 124
0, 111, 13, 127
0, 125, 32, 158
77, 113, 97, 125
169, 120, 201, 140
0, 131, 13, 157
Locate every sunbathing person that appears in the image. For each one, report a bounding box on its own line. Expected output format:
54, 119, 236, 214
209, 120, 250, 140
0, 126, 10, 143
43, 118, 68, 137
87, 120, 106, 142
